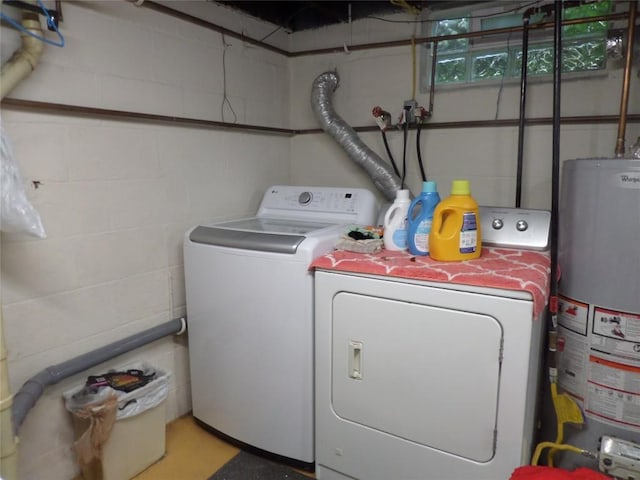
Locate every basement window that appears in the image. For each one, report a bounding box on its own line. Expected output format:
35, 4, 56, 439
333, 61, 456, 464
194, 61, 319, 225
423, 0, 613, 87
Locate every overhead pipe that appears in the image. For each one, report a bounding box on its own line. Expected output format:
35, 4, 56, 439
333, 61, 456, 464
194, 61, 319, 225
311, 71, 402, 201
290, 12, 628, 57
548, 0, 564, 388
1, 2, 44, 99
615, 0, 637, 158
515, 13, 531, 208
126, 1, 628, 58
11, 316, 186, 435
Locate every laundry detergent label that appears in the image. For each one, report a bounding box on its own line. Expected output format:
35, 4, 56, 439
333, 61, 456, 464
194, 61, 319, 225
413, 219, 432, 253
392, 228, 408, 249
459, 212, 478, 253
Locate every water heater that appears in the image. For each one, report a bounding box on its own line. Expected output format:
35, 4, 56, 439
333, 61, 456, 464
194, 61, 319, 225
555, 158, 640, 469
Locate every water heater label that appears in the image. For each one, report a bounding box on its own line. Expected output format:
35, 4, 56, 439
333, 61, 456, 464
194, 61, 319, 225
593, 307, 640, 343
559, 296, 589, 335
617, 172, 640, 189
585, 356, 640, 432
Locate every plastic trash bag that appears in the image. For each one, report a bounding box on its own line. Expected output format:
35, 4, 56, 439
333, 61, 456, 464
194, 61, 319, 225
63, 361, 170, 421
71, 394, 119, 468
0, 125, 46, 238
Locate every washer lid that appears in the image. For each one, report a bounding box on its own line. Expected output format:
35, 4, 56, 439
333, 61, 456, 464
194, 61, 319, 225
189, 217, 333, 254
214, 217, 333, 235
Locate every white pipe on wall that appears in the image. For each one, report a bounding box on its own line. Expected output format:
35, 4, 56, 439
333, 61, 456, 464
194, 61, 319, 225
0, 309, 17, 480
0, 8, 44, 99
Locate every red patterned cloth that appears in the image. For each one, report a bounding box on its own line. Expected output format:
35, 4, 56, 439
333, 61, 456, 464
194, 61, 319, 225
510, 466, 611, 479
310, 247, 551, 318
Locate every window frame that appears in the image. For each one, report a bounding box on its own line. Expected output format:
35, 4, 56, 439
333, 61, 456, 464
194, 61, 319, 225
419, 0, 613, 91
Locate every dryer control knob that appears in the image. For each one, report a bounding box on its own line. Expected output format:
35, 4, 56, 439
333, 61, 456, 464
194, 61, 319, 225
516, 220, 528, 231
298, 191, 312, 205
491, 218, 504, 230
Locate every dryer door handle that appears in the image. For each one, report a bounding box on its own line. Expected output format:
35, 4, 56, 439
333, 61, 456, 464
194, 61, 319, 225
348, 341, 363, 380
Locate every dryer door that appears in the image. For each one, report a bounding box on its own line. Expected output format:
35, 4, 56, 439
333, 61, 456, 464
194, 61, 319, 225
331, 291, 503, 462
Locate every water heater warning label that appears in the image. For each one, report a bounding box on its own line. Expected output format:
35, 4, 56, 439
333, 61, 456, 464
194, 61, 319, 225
593, 307, 640, 343
586, 356, 640, 432
559, 296, 589, 335
592, 307, 640, 361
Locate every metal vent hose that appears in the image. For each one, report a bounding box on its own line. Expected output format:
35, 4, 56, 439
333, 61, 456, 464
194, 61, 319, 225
311, 71, 402, 201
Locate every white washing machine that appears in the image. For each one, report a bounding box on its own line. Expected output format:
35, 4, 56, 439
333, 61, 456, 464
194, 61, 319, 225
314, 207, 551, 480
184, 185, 377, 468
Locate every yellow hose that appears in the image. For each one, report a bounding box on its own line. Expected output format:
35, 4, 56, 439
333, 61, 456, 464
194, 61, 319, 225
532, 380, 585, 467
548, 382, 564, 467
531, 442, 586, 466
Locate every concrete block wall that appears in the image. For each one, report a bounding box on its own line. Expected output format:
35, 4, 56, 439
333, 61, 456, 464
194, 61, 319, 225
1, 1, 638, 479
1, 2, 290, 479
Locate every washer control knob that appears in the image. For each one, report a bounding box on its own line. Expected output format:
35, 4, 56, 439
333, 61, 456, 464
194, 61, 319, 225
298, 191, 312, 205
516, 220, 528, 232
492, 218, 504, 230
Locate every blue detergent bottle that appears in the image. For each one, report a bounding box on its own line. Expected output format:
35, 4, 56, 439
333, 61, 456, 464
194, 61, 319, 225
407, 181, 440, 256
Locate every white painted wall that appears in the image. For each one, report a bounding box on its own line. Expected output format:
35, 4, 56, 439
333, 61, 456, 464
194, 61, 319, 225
1, 1, 638, 479
1, 2, 290, 479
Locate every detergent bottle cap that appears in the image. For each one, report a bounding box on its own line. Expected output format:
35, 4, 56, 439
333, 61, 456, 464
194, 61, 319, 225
422, 181, 437, 193
451, 180, 471, 195
396, 189, 410, 201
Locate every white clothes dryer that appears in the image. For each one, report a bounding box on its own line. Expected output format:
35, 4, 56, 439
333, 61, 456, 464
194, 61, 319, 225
184, 185, 377, 469
313, 207, 552, 480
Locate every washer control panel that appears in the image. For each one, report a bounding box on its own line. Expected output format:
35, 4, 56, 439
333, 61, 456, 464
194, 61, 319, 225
479, 206, 551, 251
256, 185, 378, 225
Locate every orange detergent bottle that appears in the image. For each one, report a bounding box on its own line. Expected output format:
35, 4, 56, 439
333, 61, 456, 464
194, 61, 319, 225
428, 180, 482, 261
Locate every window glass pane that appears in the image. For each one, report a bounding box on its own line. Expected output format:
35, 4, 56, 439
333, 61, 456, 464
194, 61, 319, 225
471, 51, 508, 81
562, 39, 606, 72
426, 2, 610, 88
563, 0, 612, 36
436, 55, 467, 83
481, 13, 523, 31
433, 18, 469, 52
513, 45, 554, 76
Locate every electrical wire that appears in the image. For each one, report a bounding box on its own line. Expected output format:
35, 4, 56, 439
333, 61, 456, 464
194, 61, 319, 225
401, 110, 409, 189
381, 130, 401, 177
259, 3, 313, 42
494, 29, 512, 120
416, 119, 426, 181
220, 34, 237, 123
0, 0, 65, 47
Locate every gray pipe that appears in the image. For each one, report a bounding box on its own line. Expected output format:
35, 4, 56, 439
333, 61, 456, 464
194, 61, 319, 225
11, 316, 186, 434
311, 71, 402, 201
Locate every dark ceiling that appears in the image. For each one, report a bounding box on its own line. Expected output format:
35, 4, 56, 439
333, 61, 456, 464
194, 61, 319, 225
215, 1, 472, 33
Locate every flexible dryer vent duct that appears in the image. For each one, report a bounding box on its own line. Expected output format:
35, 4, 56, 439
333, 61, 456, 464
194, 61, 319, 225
311, 71, 402, 201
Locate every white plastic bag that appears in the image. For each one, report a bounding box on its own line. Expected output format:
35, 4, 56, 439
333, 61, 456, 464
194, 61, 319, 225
0, 125, 46, 238
63, 361, 170, 420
